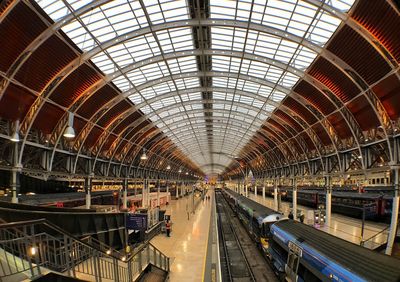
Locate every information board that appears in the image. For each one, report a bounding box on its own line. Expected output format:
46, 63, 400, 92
126, 213, 148, 230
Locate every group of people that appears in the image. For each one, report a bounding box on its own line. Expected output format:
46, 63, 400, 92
203, 195, 211, 201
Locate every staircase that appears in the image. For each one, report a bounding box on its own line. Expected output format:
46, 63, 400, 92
0, 219, 169, 282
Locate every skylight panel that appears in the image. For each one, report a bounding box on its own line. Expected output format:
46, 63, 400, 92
174, 77, 200, 89
112, 76, 130, 91
129, 94, 143, 105
167, 56, 198, 74
270, 90, 286, 102
329, 0, 355, 11
36, 0, 69, 20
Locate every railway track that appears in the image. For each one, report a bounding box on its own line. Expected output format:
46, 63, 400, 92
215, 190, 278, 282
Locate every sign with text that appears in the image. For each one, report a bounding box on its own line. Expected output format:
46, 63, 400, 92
126, 213, 148, 230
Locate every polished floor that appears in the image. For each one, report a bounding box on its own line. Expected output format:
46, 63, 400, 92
151, 191, 213, 282
244, 190, 390, 248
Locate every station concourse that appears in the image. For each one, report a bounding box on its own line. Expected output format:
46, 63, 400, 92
1, 0, 400, 281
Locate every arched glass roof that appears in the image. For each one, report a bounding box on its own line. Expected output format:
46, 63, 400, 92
35, 0, 355, 174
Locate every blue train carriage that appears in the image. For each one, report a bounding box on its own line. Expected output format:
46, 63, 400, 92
223, 189, 284, 251
269, 220, 400, 282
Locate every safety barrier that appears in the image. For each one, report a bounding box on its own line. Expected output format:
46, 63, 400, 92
0, 219, 169, 281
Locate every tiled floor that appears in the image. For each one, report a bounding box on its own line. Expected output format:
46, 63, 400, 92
151, 191, 213, 282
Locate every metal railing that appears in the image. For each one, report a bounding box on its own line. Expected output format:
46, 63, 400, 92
360, 225, 390, 250
0, 219, 169, 281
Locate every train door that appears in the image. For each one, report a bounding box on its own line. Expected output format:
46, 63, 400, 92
285, 241, 302, 282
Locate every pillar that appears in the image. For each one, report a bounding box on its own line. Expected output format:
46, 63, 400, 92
191, 185, 195, 214
274, 178, 278, 211
262, 179, 266, 200
325, 175, 332, 228
84, 175, 92, 209
11, 142, 20, 204
292, 177, 297, 220
166, 180, 170, 203
146, 178, 150, 208
245, 181, 248, 197
157, 178, 160, 207
176, 180, 179, 199
181, 180, 184, 197
254, 183, 257, 197
142, 178, 147, 208
122, 178, 128, 209
277, 177, 282, 211
386, 167, 400, 255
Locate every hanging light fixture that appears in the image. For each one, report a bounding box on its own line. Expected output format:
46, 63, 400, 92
185, 172, 188, 175
63, 112, 75, 138
10, 120, 20, 142
166, 164, 171, 170
179, 168, 182, 173
140, 149, 147, 160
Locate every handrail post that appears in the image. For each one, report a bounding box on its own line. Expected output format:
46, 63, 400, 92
153, 246, 156, 266
113, 257, 120, 282
64, 234, 71, 277
138, 249, 143, 272
127, 259, 133, 281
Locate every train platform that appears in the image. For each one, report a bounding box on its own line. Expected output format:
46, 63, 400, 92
246, 191, 391, 248
150, 190, 215, 281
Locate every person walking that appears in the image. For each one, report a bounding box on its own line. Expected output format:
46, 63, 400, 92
165, 220, 171, 237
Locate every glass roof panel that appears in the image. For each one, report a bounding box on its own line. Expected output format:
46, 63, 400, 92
36, 0, 355, 172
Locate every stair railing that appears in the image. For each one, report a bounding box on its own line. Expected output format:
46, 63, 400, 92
0, 219, 169, 281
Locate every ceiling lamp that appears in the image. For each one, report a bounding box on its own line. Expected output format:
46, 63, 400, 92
185, 172, 189, 175
63, 112, 75, 138
179, 168, 182, 173
166, 164, 171, 170
140, 149, 147, 160
10, 120, 20, 142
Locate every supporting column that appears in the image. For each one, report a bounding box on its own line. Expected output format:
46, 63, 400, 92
157, 178, 160, 207
166, 179, 170, 203
277, 177, 282, 211
85, 175, 92, 209
146, 178, 150, 208
244, 181, 248, 197
262, 179, 266, 200
176, 181, 179, 199
254, 183, 257, 197
181, 180, 184, 197
274, 178, 278, 211
191, 185, 195, 214
325, 175, 332, 228
122, 178, 128, 209
386, 167, 400, 255
11, 142, 21, 204
142, 178, 147, 208
292, 177, 297, 220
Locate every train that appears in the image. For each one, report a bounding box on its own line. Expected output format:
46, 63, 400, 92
269, 220, 400, 282
247, 185, 395, 220
223, 189, 284, 251
123, 192, 170, 212
220, 188, 400, 282
285, 190, 392, 220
